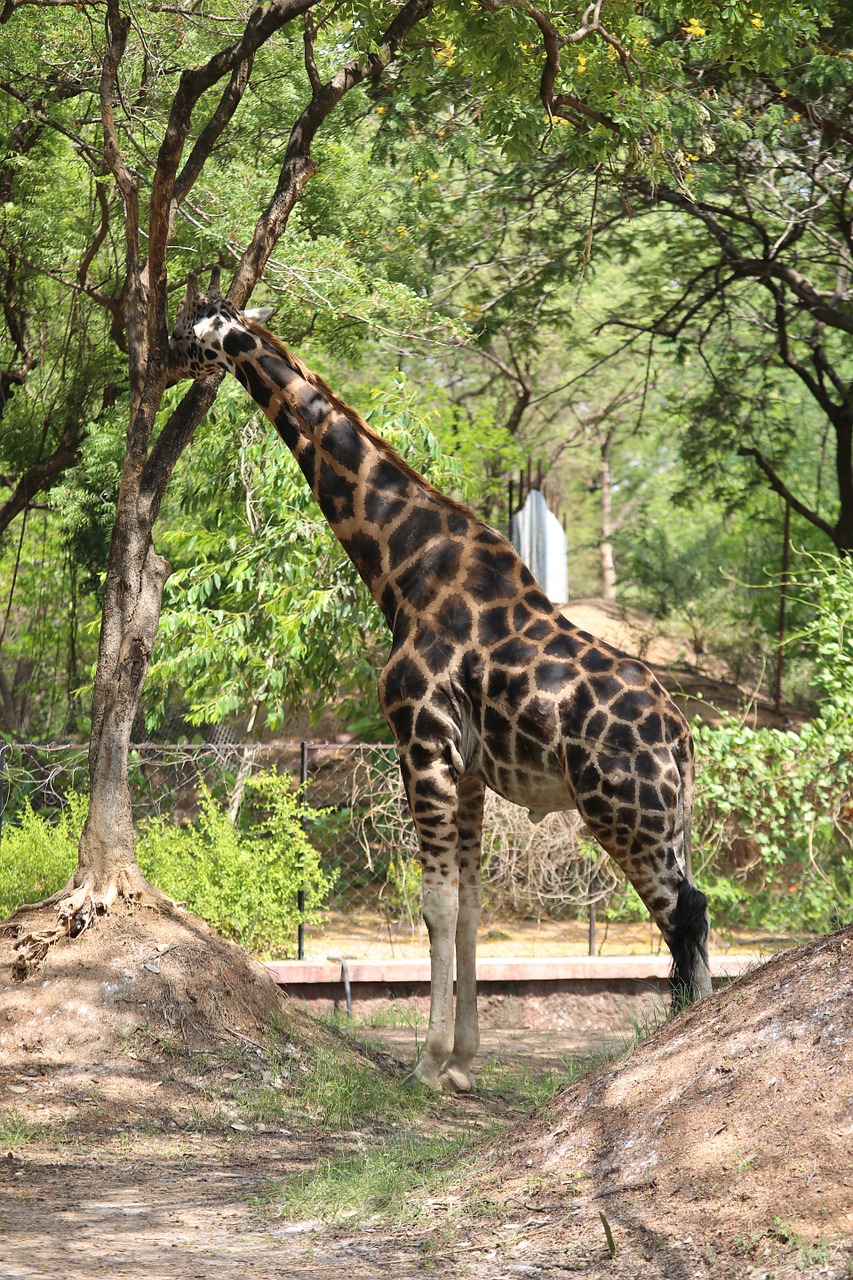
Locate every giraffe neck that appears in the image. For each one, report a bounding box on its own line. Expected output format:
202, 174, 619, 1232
222, 326, 474, 628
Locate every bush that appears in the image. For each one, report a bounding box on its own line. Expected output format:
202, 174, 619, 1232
0, 794, 85, 918
137, 771, 335, 956
694, 556, 853, 934
0, 771, 333, 956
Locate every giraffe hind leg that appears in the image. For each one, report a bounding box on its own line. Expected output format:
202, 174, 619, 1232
668, 877, 712, 1004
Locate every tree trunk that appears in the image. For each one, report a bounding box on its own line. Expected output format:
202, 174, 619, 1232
53, 404, 174, 917
599, 451, 617, 602
7, 0, 442, 942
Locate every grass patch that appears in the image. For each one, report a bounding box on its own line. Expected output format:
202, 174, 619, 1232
257, 1041, 594, 1231
0, 1109, 47, 1146
238, 1030, 435, 1132
268, 1130, 483, 1226
323, 1004, 428, 1031
474, 1055, 574, 1109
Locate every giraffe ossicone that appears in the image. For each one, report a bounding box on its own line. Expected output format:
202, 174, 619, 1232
172, 271, 713, 1093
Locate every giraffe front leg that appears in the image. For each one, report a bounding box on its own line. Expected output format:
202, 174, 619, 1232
396, 751, 462, 1091
408, 878, 458, 1090
439, 774, 485, 1094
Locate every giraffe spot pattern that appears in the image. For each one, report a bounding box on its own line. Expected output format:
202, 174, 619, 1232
388, 506, 444, 570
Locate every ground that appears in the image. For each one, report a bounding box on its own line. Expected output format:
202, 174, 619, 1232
0, 904, 850, 1279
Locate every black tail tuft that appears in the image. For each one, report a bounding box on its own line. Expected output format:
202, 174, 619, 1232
668, 878, 710, 1006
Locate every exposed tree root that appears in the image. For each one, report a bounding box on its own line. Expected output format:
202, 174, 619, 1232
3, 866, 178, 979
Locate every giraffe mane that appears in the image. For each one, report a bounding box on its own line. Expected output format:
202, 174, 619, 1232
242, 316, 481, 524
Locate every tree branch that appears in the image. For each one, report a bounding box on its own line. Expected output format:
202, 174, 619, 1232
153, 1, 438, 525
147, 0, 317, 348
172, 58, 255, 210
101, 0, 146, 411
0, 421, 82, 535
229, 0, 436, 304
649, 184, 853, 334
737, 445, 836, 543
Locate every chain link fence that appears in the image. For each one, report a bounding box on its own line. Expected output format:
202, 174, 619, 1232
0, 740, 633, 956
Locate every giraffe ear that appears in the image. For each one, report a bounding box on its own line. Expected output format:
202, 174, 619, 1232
184, 273, 201, 305
244, 304, 275, 323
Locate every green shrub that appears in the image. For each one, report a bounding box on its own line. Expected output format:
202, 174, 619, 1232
136, 770, 335, 956
693, 555, 853, 934
0, 795, 84, 918
0, 771, 333, 955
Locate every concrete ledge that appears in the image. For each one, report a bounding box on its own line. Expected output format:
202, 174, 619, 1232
265, 954, 757, 987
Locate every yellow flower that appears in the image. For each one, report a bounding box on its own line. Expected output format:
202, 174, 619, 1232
684, 17, 706, 38
749, 10, 762, 28
577, 54, 587, 73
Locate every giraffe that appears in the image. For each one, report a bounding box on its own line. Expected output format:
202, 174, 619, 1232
172, 269, 712, 1093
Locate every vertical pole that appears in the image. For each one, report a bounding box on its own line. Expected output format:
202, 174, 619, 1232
298, 741, 308, 960
774, 500, 791, 715
588, 900, 596, 956
508, 477, 514, 535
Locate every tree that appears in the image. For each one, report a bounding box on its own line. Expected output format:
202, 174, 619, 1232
1, 0, 832, 943
609, 9, 853, 551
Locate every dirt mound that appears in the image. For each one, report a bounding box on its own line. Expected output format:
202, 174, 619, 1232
0, 903, 293, 1069
475, 926, 853, 1277
0, 904, 415, 1280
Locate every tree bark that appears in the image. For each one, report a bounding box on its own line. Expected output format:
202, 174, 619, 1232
599, 450, 617, 602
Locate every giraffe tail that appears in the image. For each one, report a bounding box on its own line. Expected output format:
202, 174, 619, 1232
668, 735, 711, 1004
669, 878, 711, 1004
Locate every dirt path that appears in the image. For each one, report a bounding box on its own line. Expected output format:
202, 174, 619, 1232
2, 1138, 432, 1280
2, 909, 851, 1280
0, 1052, 528, 1280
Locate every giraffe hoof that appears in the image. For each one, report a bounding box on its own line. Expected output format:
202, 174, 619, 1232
402, 1069, 441, 1093
438, 1066, 476, 1094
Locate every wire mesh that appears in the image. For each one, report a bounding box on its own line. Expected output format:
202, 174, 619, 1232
0, 740, 634, 956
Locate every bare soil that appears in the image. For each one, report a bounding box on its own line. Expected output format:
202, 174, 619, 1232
0, 906, 850, 1279
457, 925, 853, 1280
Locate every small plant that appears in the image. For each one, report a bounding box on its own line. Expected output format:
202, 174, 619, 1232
0, 1109, 45, 1146
732, 1147, 756, 1173
599, 1209, 617, 1258
136, 770, 336, 956
770, 1219, 831, 1271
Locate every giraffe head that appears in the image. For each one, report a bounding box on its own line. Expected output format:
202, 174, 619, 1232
172, 268, 274, 377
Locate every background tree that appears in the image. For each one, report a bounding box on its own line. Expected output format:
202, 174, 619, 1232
0, 0, 839, 939
610, 14, 853, 552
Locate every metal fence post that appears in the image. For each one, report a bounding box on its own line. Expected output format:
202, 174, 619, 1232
588, 868, 597, 956
298, 741, 308, 960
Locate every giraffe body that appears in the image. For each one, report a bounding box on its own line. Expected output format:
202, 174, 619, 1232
173, 274, 712, 1092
